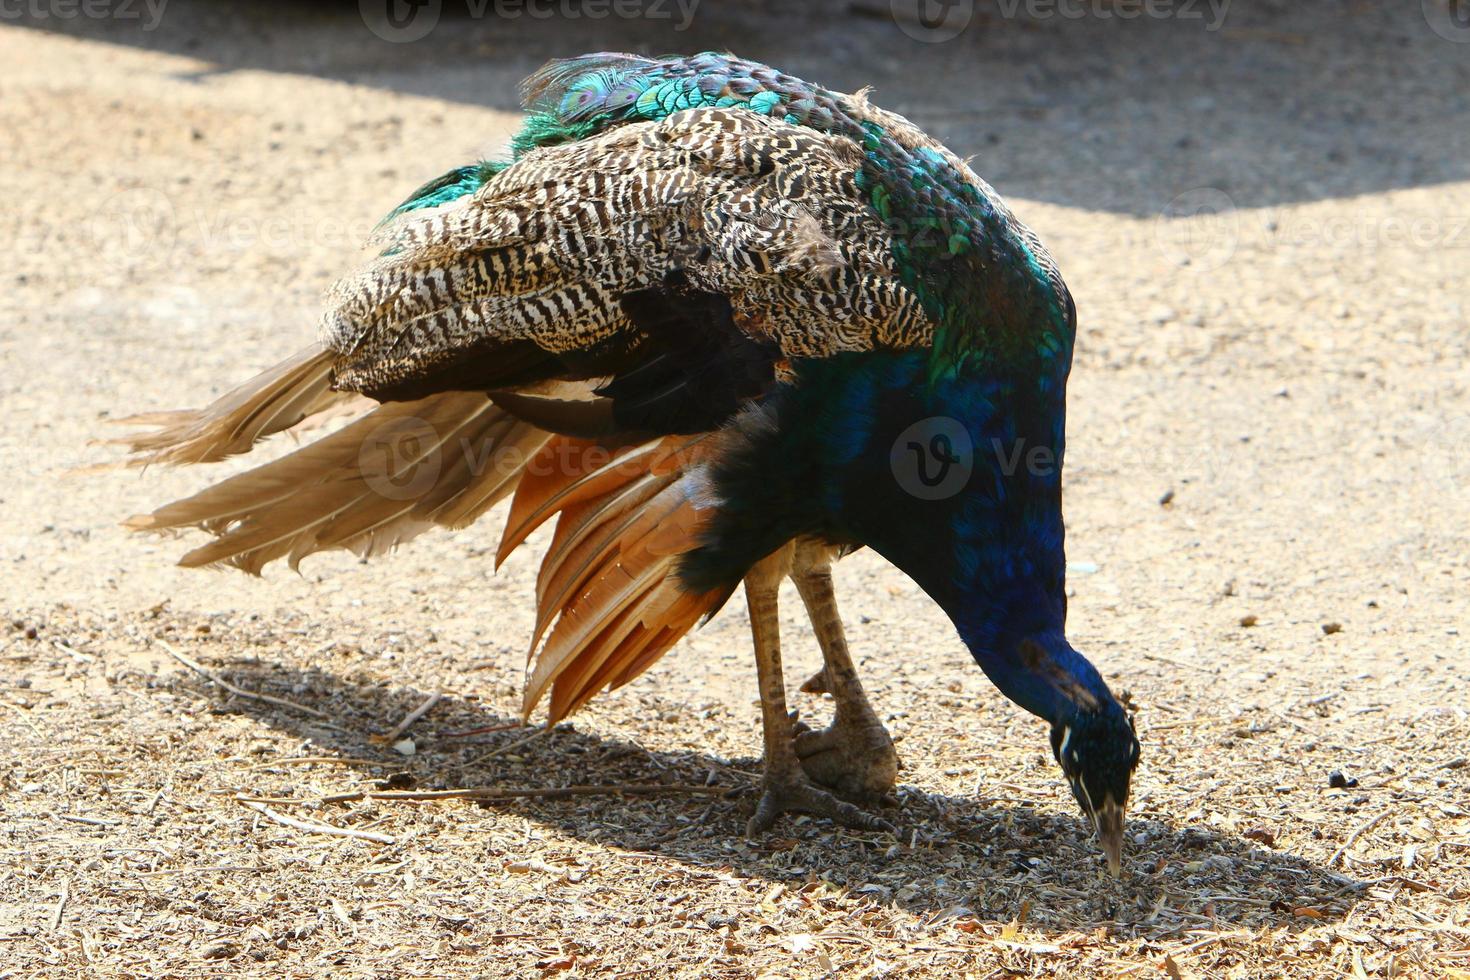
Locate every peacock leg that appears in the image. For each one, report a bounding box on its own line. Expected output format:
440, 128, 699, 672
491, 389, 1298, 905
744, 544, 897, 837
789, 540, 900, 804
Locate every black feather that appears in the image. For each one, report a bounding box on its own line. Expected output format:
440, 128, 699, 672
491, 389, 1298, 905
602, 272, 779, 434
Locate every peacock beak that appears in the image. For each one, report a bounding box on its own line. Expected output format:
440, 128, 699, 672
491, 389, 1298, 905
1096, 796, 1125, 876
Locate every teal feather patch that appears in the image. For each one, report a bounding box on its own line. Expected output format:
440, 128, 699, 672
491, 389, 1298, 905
380, 162, 507, 224
748, 91, 781, 115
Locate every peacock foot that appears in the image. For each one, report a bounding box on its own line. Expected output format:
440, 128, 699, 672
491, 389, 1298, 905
793, 714, 900, 805
746, 767, 898, 837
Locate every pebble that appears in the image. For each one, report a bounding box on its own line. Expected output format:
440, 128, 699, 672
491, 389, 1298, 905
198, 941, 240, 960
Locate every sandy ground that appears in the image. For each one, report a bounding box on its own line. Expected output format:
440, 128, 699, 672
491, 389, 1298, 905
2, 2, 1468, 977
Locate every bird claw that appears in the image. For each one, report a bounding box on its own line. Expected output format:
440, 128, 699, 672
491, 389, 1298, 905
745, 770, 898, 838
799, 669, 828, 695
794, 717, 899, 805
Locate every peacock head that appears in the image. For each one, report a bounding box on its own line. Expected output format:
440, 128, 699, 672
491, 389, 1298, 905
1050, 700, 1140, 876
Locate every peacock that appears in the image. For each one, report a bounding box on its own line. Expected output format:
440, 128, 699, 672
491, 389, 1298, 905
117, 52, 1141, 872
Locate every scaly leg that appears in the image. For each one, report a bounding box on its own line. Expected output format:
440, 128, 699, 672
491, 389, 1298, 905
790, 539, 900, 804
745, 544, 896, 837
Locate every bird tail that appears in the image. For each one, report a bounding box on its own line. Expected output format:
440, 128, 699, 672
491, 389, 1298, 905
109, 344, 365, 466
119, 348, 728, 723
496, 434, 731, 722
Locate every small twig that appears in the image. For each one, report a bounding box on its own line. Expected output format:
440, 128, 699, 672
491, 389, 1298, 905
0, 698, 44, 737
1264, 706, 1313, 734
320, 783, 731, 806
56, 813, 119, 827
158, 640, 327, 719
49, 882, 69, 933
444, 721, 526, 738
52, 639, 95, 663
1111, 931, 1252, 975
1329, 810, 1391, 867
1139, 651, 1214, 673
1147, 717, 1227, 732
238, 801, 395, 844
379, 691, 442, 744
136, 866, 265, 877
461, 726, 548, 767
1379, 875, 1438, 894
247, 757, 385, 770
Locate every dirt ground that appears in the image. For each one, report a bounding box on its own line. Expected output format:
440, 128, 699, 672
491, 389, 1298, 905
2, 2, 1468, 977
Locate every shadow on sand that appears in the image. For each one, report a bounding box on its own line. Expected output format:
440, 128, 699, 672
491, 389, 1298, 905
168, 650, 1371, 934
15, 0, 1470, 216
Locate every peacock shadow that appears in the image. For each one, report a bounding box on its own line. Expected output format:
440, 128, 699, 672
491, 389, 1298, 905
15, 0, 1470, 215
182, 654, 1371, 933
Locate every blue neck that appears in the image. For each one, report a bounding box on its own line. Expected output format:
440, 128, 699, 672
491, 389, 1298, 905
677, 349, 1120, 728
816, 352, 1115, 726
